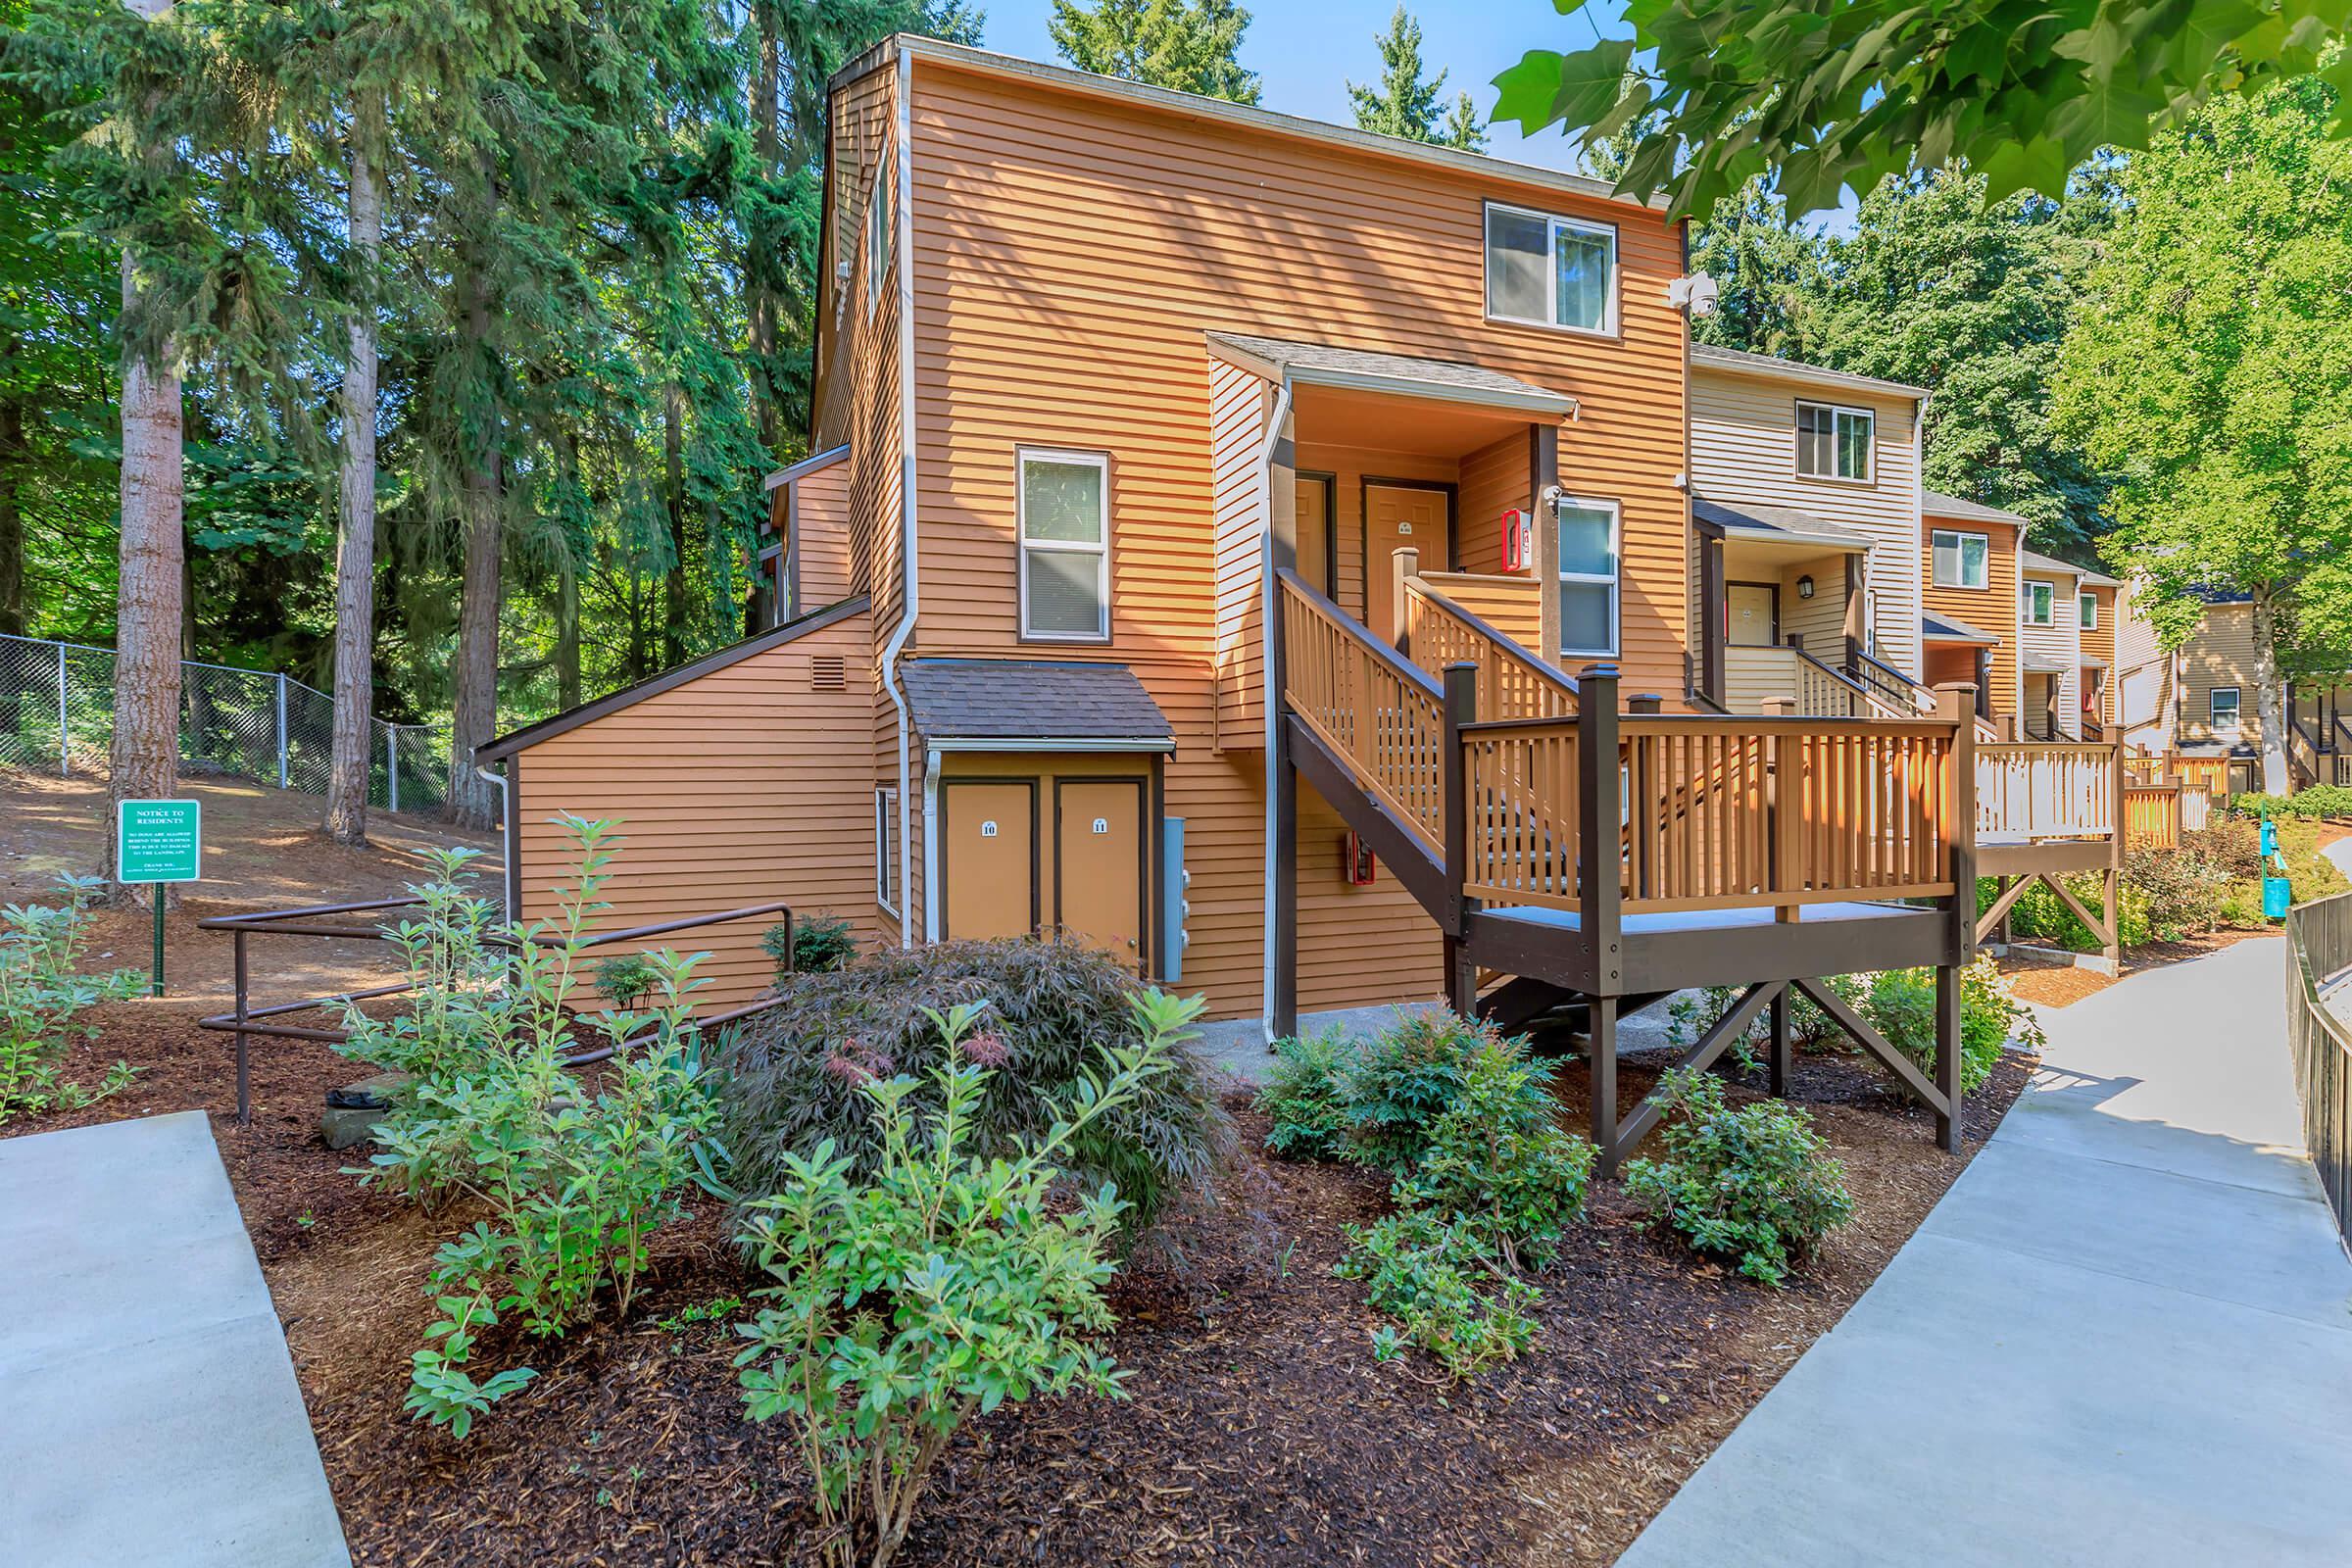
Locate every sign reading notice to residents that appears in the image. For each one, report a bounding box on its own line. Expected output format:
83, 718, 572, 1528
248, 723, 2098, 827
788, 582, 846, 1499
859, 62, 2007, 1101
117, 798, 202, 884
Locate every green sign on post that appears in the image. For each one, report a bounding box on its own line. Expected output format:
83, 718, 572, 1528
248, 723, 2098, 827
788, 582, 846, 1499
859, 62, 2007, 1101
117, 798, 200, 997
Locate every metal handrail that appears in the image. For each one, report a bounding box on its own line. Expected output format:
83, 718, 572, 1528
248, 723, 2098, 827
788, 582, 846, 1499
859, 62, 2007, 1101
196, 897, 799, 1125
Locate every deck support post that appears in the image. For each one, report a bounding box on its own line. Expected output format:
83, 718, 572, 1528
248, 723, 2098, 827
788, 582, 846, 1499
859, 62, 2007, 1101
2106, 739, 2127, 969
1935, 683, 1978, 1153
1578, 663, 1625, 1175
1768, 985, 1790, 1099
1270, 577, 1298, 1043
1441, 662, 1478, 1015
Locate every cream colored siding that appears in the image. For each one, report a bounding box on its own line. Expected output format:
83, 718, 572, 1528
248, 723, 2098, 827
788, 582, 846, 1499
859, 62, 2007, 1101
2181, 603, 2260, 747
514, 611, 881, 1011
1690, 367, 1923, 678
1777, 556, 1846, 655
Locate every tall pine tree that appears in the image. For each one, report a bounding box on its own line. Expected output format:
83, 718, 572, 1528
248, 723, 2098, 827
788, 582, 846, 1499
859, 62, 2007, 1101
1348, 7, 1483, 151
1050, 0, 1260, 103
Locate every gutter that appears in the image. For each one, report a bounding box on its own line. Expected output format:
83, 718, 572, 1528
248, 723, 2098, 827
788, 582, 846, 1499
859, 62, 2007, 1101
1257, 375, 1296, 1045
478, 765, 517, 920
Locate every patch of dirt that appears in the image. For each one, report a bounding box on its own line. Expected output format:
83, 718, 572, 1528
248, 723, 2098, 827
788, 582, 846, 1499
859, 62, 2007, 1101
8, 1002, 2034, 1568
1999, 924, 2274, 1008
0, 768, 499, 1005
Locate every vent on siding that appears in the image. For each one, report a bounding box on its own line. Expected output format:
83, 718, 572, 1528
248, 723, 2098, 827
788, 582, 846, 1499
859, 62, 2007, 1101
808, 655, 847, 693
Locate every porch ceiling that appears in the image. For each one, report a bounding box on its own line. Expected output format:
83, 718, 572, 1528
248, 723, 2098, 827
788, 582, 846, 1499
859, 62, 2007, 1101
1290, 383, 1535, 457
1694, 495, 1871, 559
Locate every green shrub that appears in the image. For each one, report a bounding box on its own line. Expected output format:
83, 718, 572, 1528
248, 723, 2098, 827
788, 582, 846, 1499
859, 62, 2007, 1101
1254, 1030, 1353, 1160
1985, 874, 2152, 952
1667, 973, 1865, 1059
1622, 1067, 1854, 1286
718, 937, 1227, 1235
764, 912, 858, 980
1398, 1040, 1594, 1270
1334, 1208, 1541, 1377
2231, 785, 2352, 820
592, 952, 656, 1009
340, 821, 733, 1437
1337, 1009, 1504, 1175
733, 995, 1193, 1568
1860, 956, 2043, 1096
0, 875, 145, 1123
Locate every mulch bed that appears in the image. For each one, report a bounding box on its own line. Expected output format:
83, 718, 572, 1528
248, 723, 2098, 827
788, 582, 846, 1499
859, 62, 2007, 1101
13, 1006, 2034, 1567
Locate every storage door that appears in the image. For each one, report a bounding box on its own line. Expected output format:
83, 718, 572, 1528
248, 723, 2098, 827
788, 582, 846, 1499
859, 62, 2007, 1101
1054, 779, 1146, 969
942, 781, 1037, 940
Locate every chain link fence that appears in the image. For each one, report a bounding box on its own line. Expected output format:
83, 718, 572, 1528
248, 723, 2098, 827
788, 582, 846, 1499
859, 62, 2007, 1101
0, 631, 452, 815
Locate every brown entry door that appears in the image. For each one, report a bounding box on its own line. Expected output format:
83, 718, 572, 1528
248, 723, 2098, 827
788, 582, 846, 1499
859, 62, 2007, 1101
943, 781, 1037, 940
1365, 483, 1450, 646
1727, 583, 1779, 647
1054, 780, 1147, 969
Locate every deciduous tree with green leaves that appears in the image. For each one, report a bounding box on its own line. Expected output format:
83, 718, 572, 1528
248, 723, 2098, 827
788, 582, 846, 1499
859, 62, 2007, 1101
1347, 6, 1485, 151
2056, 73, 2352, 792
1050, 0, 1262, 103
1494, 0, 2352, 217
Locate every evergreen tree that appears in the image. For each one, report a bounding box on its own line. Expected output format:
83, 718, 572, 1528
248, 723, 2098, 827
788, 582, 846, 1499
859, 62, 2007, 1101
1348, 8, 1482, 150
1050, 0, 1260, 104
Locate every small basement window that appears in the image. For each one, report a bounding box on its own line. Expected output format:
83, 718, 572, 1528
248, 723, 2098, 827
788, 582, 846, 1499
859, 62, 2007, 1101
875, 787, 901, 914
1932, 529, 1988, 590
1485, 203, 1617, 334
1018, 448, 1111, 642
1556, 497, 1620, 659
2079, 591, 2097, 630
2211, 687, 2241, 730
2024, 581, 2054, 625
1796, 401, 1874, 482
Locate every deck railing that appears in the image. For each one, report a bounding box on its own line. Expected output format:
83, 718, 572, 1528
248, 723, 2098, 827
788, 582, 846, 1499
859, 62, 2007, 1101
1976, 742, 2118, 840
2123, 781, 2182, 849
1282, 573, 1446, 846
1399, 574, 1577, 721
2285, 890, 2352, 1248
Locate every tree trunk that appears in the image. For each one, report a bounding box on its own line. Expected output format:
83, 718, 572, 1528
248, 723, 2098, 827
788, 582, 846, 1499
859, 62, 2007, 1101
326, 103, 383, 843
662, 378, 687, 666
2252, 587, 2288, 796
447, 214, 503, 832
0, 340, 23, 638
110, 253, 184, 907
749, 12, 779, 457
558, 555, 581, 710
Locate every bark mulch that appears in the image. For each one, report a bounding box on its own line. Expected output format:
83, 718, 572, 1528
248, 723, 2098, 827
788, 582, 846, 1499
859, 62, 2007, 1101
13, 1006, 2034, 1568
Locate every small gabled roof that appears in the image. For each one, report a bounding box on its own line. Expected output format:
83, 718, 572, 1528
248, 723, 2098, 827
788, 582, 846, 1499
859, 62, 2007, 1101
477, 595, 870, 763
2024, 650, 2072, 674
1690, 342, 1928, 400
1923, 611, 2002, 646
2021, 548, 2119, 587
903, 660, 1174, 751
1923, 490, 2028, 527
762, 444, 849, 494
1692, 495, 1873, 553
1205, 331, 1577, 417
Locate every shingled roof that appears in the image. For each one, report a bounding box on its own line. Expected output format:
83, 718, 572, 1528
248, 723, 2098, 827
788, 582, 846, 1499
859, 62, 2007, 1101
902, 660, 1174, 749
1204, 331, 1576, 416
1692, 495, 1873, 551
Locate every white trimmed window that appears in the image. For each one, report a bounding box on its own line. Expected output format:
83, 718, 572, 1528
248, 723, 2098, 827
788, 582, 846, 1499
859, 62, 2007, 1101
1796, 401, 1874, 481
1485, 203, 1618, 334
1556, 497, 1620, 659
1932, 529, 1988, 589
2079, 591, 2097, 630
862, 167, 894, 316
1018, 448, 1111, 642
2211, 687, 2241, 731
875, 787, 901, 913
2024, 581, 2054, 625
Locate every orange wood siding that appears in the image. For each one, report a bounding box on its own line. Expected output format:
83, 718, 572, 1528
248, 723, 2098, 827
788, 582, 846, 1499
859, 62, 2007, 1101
886, 59, 1686, 1020
1455, 429, 1533, 579
792, 461, 856, 612
2083, 585, 2118, 725
1922, 515, 2021, 715
1211, 360, 1271, 748
513, 610, 881, 1010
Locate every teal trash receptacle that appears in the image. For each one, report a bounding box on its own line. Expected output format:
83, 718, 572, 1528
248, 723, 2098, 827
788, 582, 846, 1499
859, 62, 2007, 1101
2264, 875, 2292, 920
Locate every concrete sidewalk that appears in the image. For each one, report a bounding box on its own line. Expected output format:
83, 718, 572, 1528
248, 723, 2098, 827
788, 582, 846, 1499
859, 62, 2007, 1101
0, 1111, 350, 1568
1617, 933, 2352, 1568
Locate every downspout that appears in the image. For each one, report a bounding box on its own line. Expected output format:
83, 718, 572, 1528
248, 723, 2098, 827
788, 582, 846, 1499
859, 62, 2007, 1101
1909, 389, 1928, 680
923, 745, 942, 941
478, 764, 516, 920
1257, 376, 1296, 1044
880, 41, 920, 946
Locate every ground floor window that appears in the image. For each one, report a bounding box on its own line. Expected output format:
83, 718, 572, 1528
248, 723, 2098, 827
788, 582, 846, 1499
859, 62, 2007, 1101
875, 786, 901, 914
1556, 497, 1620, 659
2210, 687, 2241, 731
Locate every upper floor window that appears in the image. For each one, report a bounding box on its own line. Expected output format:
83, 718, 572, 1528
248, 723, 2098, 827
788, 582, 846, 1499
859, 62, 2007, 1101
1932, 529, 1988, 590
1018, 448, 1110, 642
1485, 204, 1617, 335
2024, 580, 2054, 625
862, 166, 894, 316
2079, 592, 2097, 630
1796, 401, 1873, 481
1556, 497, 1620, 659
2211, 686, 2241, 729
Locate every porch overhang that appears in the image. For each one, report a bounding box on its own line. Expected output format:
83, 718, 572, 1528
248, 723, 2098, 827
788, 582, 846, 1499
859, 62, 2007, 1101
1922, 611, 2001, 647
903, 659, 1176, 753
2024, 652, 2070, 674
1204, 330, 1577, 418
1694, 496, 1871, 560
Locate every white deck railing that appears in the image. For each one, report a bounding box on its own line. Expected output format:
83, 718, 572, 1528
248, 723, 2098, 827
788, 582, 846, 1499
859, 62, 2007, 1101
1976, 743, 2117, 840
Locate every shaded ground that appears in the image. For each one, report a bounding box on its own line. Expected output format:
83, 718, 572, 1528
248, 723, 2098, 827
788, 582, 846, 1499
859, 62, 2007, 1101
2000, 926, 2272, 1008
0, 769, 500, 1005
13, 1004, 2033, 1568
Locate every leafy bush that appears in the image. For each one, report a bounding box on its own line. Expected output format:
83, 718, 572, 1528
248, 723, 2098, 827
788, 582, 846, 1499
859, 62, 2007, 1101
1336, 1009, 1505, 1175
1334, 1208, 1541, 1377
340, 821, 733, 1437
1398, 1040, 1594, 1270
1254, 1030, 1352, 1160
1667, 974, 1865, 1059
1622, 1067, 1853, 1286
1860, 956, 2043, 1096
593, 953, 656, 1009
2231, 785, 2352, 820
1984, 873, 2152, 952
719, 937, 1227, 1234
0, 875, 144, 1123
732, 994, 1194, 1568
764, 912, 858, 980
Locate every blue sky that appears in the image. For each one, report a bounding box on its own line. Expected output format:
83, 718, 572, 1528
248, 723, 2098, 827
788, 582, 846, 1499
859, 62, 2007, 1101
976, 0, 1621, 177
